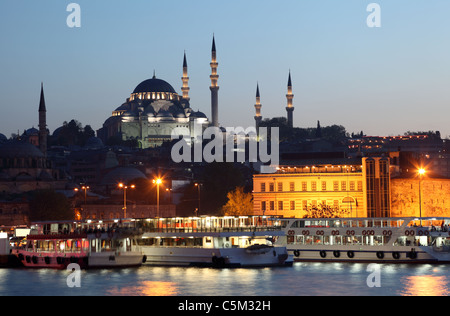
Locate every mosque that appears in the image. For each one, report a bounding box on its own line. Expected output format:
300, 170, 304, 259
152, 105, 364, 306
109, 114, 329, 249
97, 37, 220, 149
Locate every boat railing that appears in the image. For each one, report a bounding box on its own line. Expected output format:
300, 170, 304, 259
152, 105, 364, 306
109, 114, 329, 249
142, 226, 282, 234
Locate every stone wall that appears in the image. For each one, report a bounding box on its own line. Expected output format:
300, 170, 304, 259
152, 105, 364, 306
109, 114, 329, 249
390, 177, 450, 217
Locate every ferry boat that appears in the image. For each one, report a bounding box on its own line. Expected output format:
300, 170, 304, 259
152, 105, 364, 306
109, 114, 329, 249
275, 217, 450, 263
136, 216, 293, 268
13, 219, 145, 269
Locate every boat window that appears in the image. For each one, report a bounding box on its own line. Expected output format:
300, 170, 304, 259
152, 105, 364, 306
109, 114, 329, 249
290, 220, 305, 228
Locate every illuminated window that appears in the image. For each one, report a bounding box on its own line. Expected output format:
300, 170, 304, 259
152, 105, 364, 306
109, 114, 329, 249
278, 182, 283, 192
322, 181, 327, 191
311, 181, 317, 191
333, 181, 339, 191
290, 182, 295, 191
278, 201, 283, 211
302, 182, 307, 191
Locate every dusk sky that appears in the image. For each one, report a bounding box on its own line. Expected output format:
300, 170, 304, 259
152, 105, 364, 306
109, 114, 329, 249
1, 0, 450, 138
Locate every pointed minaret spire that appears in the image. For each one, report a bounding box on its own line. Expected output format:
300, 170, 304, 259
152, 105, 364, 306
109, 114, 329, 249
181, 51, 190, 102
39, 82, 46, 112
210, 35, 219, 127
254, 83, 262, 134
286, 70, 294, 128
38, 82, 48, 155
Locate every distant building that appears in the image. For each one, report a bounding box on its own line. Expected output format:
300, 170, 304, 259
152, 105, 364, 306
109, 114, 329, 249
0, 85, 67, 194
97, 38, 221, 149
253, 157, 391, 218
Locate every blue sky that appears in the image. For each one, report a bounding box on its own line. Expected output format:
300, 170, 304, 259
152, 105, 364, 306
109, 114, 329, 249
1, 0, 450, 138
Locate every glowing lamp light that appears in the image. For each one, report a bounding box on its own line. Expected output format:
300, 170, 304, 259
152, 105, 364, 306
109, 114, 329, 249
418, 169, 426, 176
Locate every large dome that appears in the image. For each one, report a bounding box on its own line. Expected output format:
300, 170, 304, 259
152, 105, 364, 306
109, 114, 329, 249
0, 140, 44, 159
133, 77, 177, 94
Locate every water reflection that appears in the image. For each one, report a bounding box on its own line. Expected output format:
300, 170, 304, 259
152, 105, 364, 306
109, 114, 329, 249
401, 275, 449, 296
107, 281, 178, 296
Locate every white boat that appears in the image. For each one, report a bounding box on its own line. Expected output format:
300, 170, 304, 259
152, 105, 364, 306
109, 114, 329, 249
275, 217, 450, 263
87, 229, 144, 268
136, 216, 293, 268
14, 220, 145, 269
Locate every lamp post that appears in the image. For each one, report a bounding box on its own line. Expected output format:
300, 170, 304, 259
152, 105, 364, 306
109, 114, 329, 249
418, 168, 426, 225
195, 183, 202, 216
74, 185, 89, 220
153, 178, 162, 217
118, 183, 135, 219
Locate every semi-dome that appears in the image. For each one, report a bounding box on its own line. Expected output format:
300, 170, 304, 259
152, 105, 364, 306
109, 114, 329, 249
133, 77, 177, 94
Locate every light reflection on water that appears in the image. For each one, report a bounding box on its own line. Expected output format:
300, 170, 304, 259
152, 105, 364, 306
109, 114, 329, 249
0, 263, 449, 296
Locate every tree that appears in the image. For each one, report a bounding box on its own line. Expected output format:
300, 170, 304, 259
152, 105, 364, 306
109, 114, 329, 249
303, 203, 349, 219
29, 189, 74, 221
221, 187, 253, 216
202, 163, 246, 215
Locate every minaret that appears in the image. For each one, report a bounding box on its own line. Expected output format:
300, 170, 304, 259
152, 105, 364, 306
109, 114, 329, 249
254, 83, 262, 134
210, 35, 219, 127
286, 71, 294, 128
181, 51, 190, 102
38, 82, 48, 155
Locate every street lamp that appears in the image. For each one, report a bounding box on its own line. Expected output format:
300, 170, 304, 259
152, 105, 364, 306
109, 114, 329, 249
118, 183, 135, 219
74, 185, 89, 220
418, 168, 426, 225
153, 178, 162, 217
195, 183, 202, 216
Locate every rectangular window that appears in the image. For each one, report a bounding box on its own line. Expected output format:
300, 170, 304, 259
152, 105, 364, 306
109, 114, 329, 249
278, 201, 283, 211
350, 181, 355, 191
357, 181, 363, 191
341, 181, 347, 191
269, 183, 274, 192
261, 201, 266, 211
322, 181, 327, 191
302, 200, 308, 211
311, 181, 317, 191
270, 201, 275, 211
290, 201, 295, 210
261, 183, 266, 192
333, 181, 339, 191
290, 182, 295, 192
302, 182, 307, 191
278, 182, 283, 192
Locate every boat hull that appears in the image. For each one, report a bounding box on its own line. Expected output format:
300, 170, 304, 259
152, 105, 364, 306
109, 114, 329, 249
288, 245, 450, 264
88, 252, 144, 268
141, 246, 293, 268
13, 250, 88, 269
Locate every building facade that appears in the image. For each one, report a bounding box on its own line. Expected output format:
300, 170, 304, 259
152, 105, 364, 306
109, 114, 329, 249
253, 157, 391, 218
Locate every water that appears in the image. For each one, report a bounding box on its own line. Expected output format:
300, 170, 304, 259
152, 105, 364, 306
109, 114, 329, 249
0, 263, 449, 296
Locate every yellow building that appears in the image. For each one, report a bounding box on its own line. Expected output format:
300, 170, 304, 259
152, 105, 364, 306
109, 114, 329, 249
253, 157, 391, 218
